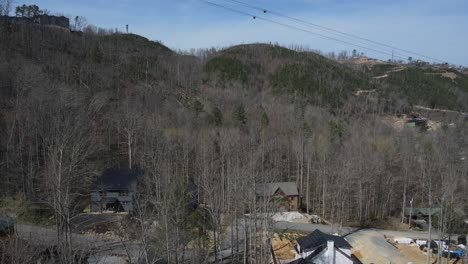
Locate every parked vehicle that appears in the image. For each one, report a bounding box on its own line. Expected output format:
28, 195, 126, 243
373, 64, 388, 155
0, 216, 15, 237
442, 249, 465, 259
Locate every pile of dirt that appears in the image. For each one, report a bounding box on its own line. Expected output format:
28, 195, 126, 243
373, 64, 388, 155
272, 238, 296, 260
393, 244, 454, 264
272, 212, 307, 222
441, 72, 458, 80
425, 71, 458, 80
427, 120, 442, 131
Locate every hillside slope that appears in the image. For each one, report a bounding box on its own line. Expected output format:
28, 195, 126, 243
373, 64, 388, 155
204, 44, 372, 107
369, 63, 468, 111
204, 44, 468, 111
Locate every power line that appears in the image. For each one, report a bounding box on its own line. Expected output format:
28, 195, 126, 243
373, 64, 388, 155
222, 0, 447, 63
222, 0, 398, 54
200, 0, 409, 60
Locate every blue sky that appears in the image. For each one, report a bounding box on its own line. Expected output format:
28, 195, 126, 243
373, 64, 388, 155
19, 0, 468, 65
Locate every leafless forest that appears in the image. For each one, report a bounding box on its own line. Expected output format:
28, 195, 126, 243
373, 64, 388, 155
0, 13, 467, 263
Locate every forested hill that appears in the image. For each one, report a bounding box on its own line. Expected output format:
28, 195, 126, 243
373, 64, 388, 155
204, 43, 468, 111
1, 24, 467, 111
0, 23, 467, 237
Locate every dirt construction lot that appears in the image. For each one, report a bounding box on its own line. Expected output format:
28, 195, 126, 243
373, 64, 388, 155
347, 229, 413, 264
346, 229, 460, 264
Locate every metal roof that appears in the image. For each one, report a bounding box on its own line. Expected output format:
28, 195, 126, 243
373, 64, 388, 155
91, 168, 143, 191
404, 207, 442, 216
255, 182, 299, 197
297, 229, 352, 252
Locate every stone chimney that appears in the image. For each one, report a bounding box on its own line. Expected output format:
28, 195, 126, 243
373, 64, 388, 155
327, 240, 335, 264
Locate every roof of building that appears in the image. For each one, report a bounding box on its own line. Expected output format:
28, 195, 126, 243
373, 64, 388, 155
297, 229, 352, 252
91, 168, 143, 191
404, 207, 442, 216
290, 243, 361, 264
290, 245, 326, 264
255, 182, 299, 197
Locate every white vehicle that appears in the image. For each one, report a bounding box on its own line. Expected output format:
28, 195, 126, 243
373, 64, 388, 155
415, 240, 428, 247
394, 237, 413, 244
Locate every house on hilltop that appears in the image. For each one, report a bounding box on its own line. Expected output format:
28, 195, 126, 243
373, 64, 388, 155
90, 168, 143, 213
255, 182, 299, 211
291, 229, 361, 264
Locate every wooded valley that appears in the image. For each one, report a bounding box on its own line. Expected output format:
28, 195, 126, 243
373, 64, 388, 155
0, 16, 467, 263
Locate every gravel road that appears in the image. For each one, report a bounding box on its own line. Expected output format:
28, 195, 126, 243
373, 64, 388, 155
16, 224, 143, 263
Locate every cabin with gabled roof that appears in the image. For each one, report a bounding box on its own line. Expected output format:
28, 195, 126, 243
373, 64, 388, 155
90, 168, 143, 213
255, 182, 299, 211
291, 229, 362, 264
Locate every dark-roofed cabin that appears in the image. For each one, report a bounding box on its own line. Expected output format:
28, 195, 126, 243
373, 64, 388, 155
256, 182, 299, 211
292, 229, 361, 264
405, 206, 441, 221
90, 168, 143, 213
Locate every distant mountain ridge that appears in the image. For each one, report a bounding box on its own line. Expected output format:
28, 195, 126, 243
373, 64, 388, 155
1, 24, 467, 113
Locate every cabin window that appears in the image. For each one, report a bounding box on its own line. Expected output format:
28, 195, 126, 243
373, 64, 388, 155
119, 191, 129, 196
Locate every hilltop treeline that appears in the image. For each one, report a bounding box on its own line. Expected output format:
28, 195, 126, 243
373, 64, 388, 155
0, 23, 467, 263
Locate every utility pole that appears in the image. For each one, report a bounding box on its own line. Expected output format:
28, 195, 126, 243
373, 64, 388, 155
408, 197, 413, 226
126, 24, 128, 33
392, 50, 394, 62
426, 173, 433, 264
